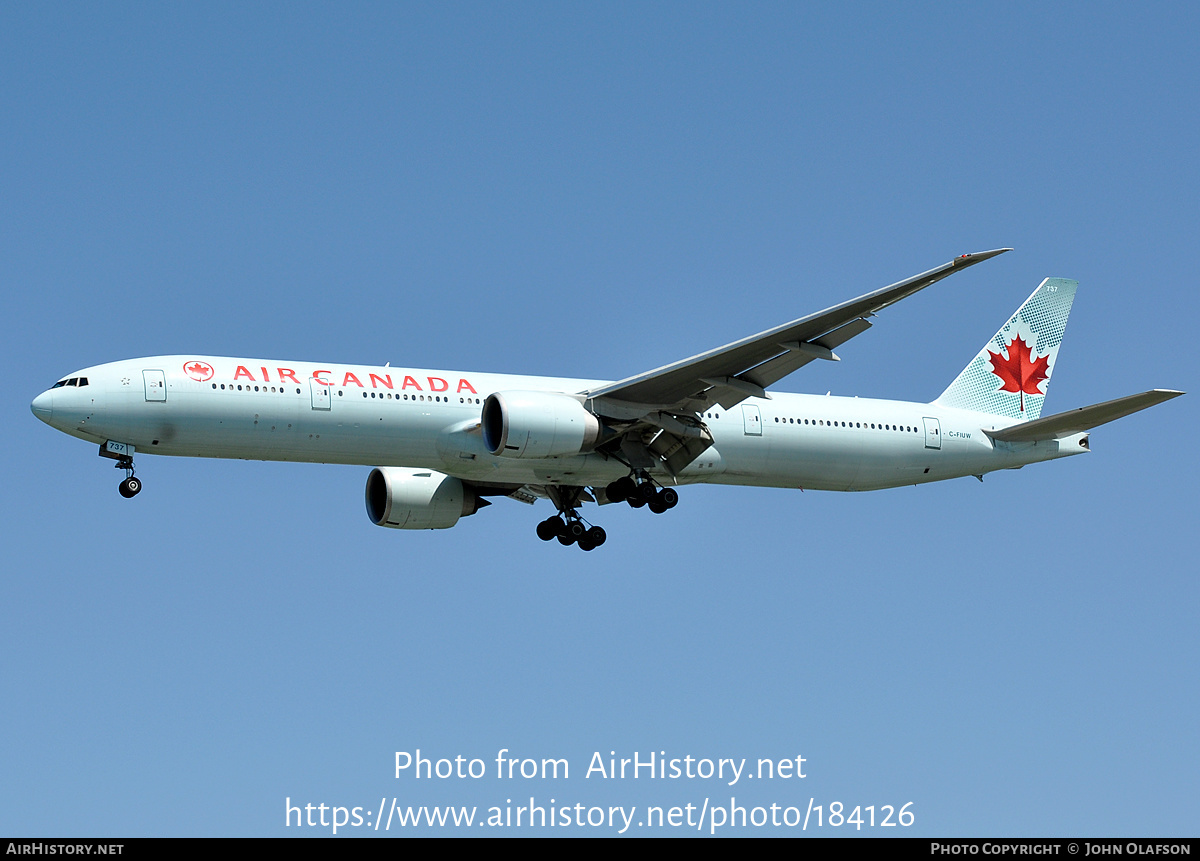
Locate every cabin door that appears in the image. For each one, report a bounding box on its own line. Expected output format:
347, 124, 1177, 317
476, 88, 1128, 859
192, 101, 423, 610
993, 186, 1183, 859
923, 417, 942, 450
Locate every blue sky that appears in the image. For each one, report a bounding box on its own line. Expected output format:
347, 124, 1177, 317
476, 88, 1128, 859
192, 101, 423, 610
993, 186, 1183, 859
3, 2, 1197, 837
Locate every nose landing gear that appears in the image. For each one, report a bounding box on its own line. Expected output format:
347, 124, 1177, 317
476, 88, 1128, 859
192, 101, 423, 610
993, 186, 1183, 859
116, 456, 142, 498
100, 442, 142, 498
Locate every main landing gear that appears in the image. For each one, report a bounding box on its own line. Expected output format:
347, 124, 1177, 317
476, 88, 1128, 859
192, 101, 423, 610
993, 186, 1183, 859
536, 512, 607, 552
605, 473, 678, 514
536, 486, 606, 551
534, 474, 679, 550
115, 456, 141, 498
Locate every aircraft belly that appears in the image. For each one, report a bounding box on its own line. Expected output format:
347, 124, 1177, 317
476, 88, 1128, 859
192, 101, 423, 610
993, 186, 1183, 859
760, 428, 863, 491
798, 440, 864, 490
711, 425, 773, 483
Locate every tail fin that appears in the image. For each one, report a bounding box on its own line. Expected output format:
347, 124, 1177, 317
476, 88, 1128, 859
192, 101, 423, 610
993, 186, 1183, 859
935, 277, 1077, 420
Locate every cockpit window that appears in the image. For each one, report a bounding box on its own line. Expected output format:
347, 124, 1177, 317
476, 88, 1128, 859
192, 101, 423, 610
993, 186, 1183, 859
51, 379, 68, 389
78, 377, 88, 386
49, 377, 87, 388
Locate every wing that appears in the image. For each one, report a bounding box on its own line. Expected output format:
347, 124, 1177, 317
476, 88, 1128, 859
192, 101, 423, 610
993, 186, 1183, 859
586, 248, 1010, 417
582, 248, 1011, 475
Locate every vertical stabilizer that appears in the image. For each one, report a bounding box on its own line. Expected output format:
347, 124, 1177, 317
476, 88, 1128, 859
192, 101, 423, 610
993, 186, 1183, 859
934, 278, 1077, 420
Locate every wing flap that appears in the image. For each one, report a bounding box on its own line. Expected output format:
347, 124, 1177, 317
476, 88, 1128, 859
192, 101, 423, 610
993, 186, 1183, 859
740, 317, 873, 391
984, 390, 1184, 442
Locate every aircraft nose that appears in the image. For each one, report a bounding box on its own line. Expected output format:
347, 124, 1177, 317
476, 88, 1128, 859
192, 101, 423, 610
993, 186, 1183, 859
31, 390, 53, 424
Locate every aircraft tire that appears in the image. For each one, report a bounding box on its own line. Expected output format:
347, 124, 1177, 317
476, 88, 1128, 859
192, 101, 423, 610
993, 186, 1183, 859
587, 526, 606, 547
648, 499, 667, 514
605, 479, 630, 503
659, 488, 678, 509
536, 518, 560, 541
119, 477, 141, 498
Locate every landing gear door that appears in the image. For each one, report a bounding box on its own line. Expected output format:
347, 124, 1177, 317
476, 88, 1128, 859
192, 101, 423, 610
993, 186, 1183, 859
923, 416, 942, 450
742, 404, 762, 436
143, 370, 166, 402
310, 377, 331, 410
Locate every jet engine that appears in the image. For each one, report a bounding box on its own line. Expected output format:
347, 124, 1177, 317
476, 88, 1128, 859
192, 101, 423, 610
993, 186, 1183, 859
365, 467, 486, 530
481, 391, 601, 458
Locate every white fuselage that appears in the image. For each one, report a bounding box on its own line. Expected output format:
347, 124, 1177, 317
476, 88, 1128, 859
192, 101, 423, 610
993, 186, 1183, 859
32, 355, 1088, 493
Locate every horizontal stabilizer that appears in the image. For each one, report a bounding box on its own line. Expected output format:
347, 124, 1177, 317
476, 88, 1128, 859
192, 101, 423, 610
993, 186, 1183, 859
984, 390, 1184, 442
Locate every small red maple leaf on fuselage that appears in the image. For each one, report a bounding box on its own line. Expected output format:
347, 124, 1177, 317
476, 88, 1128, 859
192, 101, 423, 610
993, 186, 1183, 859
988, 334, 1049, 412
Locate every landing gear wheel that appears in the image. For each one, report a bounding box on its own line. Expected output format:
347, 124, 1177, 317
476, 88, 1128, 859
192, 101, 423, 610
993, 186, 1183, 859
658, 487, 679, 509
648, 497, 667, 514
536, 517, 562, 541
605, 476, 636, 503
113, 454, 140, 498
636, 481, 658, 503
627, 496, 646, 509
545, 497, 608, 550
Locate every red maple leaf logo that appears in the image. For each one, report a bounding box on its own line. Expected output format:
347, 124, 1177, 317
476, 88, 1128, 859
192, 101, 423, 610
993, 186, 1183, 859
988, 334, 1049, 412
183, 361, 214, 382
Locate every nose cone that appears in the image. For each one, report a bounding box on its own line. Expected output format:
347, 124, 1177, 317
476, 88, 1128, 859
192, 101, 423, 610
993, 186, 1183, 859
31, 390, 53, 424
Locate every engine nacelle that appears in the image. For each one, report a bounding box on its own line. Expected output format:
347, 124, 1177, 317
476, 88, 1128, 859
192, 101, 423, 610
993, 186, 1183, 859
481, 390, 601, 458
365, 467, 484, 530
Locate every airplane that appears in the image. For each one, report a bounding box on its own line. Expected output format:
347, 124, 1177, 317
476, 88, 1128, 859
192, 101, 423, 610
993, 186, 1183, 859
30, 249, 1182, 550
